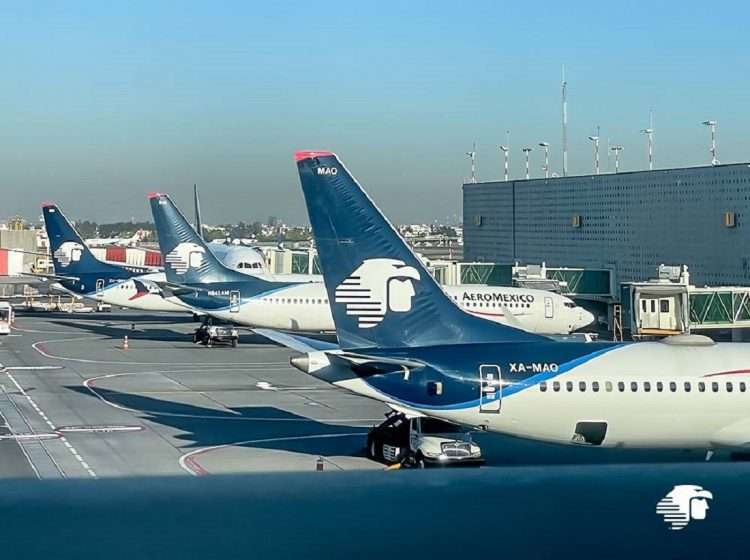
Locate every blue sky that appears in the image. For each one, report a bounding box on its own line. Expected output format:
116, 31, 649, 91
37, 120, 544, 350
1, 1, 749, 224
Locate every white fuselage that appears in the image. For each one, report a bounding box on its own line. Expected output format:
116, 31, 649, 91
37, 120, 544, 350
332, 339, 750, 449
84, 273, 188, 312
204, 283, 593, 335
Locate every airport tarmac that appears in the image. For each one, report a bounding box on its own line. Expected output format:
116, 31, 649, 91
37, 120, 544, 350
0, 309, 729, 479
0, 310, 390, 478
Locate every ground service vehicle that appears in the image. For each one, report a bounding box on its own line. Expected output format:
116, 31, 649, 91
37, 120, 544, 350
367, 412, 482, 467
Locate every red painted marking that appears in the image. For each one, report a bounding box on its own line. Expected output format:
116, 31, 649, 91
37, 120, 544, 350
702, 369, 750, 378
294, 150, 334, 162
147, 192, 165, 199
41, 202, 57, 208
184, 452, 210, 476
469, 310, 506, 318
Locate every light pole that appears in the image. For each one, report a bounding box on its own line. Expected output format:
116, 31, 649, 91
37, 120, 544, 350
466, 143, 477, 183
702, 120, 718, 165
538, 142, 550, 178
498, 145, 510, 181
611, 145, 623, 173
522, 147, 533, 179
587, 135, 600, 175
641, 127, 654, 170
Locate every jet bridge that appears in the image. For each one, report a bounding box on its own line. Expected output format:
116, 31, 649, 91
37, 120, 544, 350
622, 265, 750, 337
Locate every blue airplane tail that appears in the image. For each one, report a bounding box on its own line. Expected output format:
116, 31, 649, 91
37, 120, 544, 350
148, 192, 266, 287
295, 151, 545, 349
42, 204, 125, 277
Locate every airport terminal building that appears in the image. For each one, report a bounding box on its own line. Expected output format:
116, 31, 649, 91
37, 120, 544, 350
463, 163, 750, 288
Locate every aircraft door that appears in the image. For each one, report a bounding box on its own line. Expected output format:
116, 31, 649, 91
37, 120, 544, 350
479, 364, 502, 413
544, 296, 554, 319
229, 290, 241, 313
95, 279, 105, 300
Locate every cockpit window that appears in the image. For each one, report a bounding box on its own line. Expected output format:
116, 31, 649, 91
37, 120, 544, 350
563, 301, 576, 308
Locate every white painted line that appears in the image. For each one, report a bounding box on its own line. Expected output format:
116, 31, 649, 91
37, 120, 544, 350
4, 366, 63, 371
3, 370, 96, 478
57, 425, 144, 434
31, 336, 288, 367
178, 433, 367, 476
0, 432, 60, 441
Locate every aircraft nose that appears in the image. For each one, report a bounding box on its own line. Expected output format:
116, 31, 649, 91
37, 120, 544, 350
575, 308, 596, 330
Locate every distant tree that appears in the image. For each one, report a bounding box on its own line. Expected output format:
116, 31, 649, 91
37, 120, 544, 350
74, 220, 98, 238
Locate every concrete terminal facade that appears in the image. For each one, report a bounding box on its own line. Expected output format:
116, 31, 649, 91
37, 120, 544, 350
463, 163, 750, 288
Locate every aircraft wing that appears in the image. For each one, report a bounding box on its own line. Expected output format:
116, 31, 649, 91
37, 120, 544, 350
253, 328, 339, 353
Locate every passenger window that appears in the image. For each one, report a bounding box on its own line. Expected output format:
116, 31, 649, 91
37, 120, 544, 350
592, 381, 600, 392
605, 381, 613, 392
669, 382, 677, 392
712, 382, 719, 392
630, 381, 638, 392
566, 381, 573, 392
617, 382, 625, 392
698, 382, 706, 392
741, 382, 747, 393
579, 381, 586, 392
727, 382, 733, 393
553, 381, 560, 392
684, 382, 691, 392
644, 382, 651, 392
656, 381, 664, 392
540, 381, 547, 392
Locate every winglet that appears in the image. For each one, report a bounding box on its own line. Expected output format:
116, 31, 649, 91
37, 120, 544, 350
294, 151, 335, 162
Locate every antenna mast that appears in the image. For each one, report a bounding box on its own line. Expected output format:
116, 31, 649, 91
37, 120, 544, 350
562, 66, 568, 177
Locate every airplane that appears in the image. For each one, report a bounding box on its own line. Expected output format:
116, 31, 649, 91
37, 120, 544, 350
148, 193, 592, 334
42, 204, 188, 312
41, 199, 274, 313
192, 184, 266, 273
277, 150, 750, 453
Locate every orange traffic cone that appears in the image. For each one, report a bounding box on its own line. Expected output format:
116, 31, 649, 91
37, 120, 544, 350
123, 336, 129, 350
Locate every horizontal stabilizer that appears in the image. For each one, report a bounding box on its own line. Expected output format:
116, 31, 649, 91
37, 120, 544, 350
326, 351, 424, 376
152, 280, 205, 299
23, 271, 81, 282
253, 328, 339, 353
